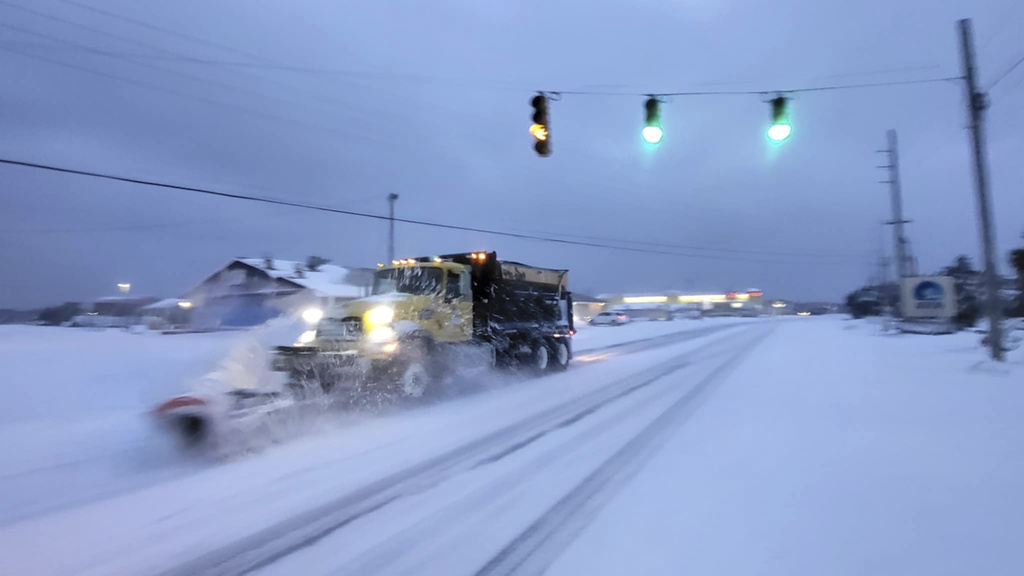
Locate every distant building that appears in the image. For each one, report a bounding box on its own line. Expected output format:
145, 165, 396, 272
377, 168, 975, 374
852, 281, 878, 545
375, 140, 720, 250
71, 296, 160, 328
182, 258, 373, 330
571, 293, 605, 322
600, 290, 765, 319
140, 299, 193, 330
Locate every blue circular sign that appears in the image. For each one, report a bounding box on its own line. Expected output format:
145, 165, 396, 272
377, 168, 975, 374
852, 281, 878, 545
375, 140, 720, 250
914, 280, 944, 302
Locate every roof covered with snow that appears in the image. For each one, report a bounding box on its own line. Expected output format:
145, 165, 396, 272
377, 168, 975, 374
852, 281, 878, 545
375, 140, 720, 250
236, 259, 366, 298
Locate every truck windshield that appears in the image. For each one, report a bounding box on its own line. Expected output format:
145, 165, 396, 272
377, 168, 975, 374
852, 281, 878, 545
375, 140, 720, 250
373, 267, 443, 296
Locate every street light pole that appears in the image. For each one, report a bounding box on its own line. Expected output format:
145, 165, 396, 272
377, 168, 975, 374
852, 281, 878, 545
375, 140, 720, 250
957, 18, 1005, 361
387, 193, 399, 263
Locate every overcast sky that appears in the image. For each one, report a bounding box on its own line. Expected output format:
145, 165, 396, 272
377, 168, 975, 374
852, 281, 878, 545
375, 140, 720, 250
1, 0, 1022, 308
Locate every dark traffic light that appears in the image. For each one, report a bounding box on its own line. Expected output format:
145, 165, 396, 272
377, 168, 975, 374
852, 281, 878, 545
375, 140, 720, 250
530, 94, 551, 157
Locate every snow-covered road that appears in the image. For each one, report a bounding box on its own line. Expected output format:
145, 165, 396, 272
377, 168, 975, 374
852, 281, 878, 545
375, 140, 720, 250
0, 318, 743, 525
1, 317, 1023, 575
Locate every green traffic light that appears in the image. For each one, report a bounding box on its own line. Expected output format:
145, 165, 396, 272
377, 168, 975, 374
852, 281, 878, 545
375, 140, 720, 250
767, 96, 791, 143
642, 125, 663, 144
767, 122, 791, 142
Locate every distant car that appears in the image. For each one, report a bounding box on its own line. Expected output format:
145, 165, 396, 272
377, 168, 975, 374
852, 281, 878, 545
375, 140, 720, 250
590, 311, 628, 326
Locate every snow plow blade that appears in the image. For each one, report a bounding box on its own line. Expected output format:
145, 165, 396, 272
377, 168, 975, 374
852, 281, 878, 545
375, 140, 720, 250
154, 395, 218, 450
153, 389, 292, 451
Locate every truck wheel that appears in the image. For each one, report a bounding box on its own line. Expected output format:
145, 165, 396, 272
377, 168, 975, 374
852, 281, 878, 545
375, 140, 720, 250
530, 342, 549, 372
400, 362, 429, 398
398, 338, 436, 398
549, 339, 570, 371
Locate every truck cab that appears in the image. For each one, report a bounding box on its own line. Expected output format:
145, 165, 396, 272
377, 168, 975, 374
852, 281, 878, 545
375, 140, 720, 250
322, 259, 474, 356
274, 251, 573, 396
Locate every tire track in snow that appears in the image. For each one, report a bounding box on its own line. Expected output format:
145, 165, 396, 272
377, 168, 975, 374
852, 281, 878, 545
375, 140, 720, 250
576, 321, 750, 358
475, 326, 773, 576
325, 350, 728, 575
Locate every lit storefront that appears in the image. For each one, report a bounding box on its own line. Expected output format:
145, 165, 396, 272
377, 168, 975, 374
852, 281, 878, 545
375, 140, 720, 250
602, 290, 765, 317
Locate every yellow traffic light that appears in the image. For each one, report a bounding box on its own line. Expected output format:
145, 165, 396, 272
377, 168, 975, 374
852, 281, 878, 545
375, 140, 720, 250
530, 94, 551, 157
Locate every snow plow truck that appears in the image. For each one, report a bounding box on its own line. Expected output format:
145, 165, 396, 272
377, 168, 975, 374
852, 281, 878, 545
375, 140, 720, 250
272, 251, 575, 397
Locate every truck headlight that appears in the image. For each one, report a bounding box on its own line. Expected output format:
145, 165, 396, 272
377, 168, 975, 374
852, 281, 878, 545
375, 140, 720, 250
366, 306, 394, 326
367, 326, 397, 343
295, 330, 317, 345
302, 307, 323, 324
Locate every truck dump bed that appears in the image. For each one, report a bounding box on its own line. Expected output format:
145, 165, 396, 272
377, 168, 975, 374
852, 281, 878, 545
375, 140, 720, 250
429, 252, 570, 339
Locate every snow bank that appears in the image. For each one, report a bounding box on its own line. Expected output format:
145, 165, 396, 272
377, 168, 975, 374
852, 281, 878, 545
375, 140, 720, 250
551, 317, 1024, 576
0, 319, 305, 524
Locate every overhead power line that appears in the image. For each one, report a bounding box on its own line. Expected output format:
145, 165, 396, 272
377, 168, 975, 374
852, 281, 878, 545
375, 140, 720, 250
0, 36, 964, 97
987, 52, 1024, 91
29, 0, 969, 99
0, 1, 506, 160
0, 157, 861, 266
0, 2, 420, 133
512, 228, 864, 260
55, 0, 269, 63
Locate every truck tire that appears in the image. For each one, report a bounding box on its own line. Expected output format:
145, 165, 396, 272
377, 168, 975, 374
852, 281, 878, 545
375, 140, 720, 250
400, 362, 430, 398
549, 338, 570, 372
398, 338, 437, 398
530, 341, 549, 372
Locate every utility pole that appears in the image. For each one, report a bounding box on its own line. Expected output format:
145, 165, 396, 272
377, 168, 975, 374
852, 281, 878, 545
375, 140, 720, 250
387, 193, 399, 263
876, 130, 913, 282
958, 18, 1004, 361
877, 222, 894, 316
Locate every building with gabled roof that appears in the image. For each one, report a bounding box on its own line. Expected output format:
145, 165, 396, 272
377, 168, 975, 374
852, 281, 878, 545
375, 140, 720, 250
181, 257, 373, 329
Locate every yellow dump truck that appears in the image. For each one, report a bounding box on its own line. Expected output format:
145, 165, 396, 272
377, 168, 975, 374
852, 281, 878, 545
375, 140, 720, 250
273, 251, 574, 397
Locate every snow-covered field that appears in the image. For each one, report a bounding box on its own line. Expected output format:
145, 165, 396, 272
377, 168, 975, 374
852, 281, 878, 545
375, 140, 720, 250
1, 317, 1022, 575
0, 320, 306, 523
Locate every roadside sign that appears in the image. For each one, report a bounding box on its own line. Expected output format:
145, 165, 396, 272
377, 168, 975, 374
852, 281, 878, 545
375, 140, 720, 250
900, 276, 956, 319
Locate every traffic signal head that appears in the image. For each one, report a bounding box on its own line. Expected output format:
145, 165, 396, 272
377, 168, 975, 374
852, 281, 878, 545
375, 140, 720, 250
530, 94, 551, 157
767, 96, 791, 142
643, 97, 663, 144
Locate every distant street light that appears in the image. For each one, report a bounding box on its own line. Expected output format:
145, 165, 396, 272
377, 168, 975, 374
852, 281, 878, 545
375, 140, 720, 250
117, 283, 131, 293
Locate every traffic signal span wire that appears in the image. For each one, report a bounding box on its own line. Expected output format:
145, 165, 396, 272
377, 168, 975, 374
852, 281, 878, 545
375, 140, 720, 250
0, 157, 859, 266
550, 76, 962, 97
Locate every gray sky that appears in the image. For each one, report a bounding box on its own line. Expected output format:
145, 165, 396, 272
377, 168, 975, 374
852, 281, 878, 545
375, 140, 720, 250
1, 0, 1022, 308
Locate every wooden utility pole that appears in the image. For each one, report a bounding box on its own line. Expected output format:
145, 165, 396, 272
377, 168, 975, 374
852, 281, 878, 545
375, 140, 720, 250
958, 18, 1005, 361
